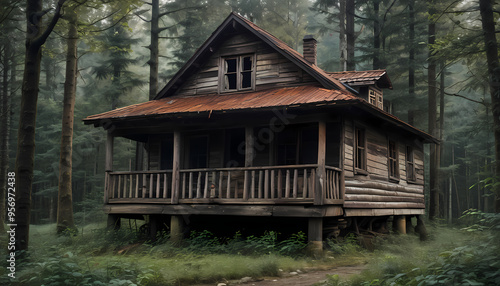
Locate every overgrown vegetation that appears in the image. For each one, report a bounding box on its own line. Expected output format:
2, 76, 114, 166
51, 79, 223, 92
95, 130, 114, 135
316, 210, 500, 286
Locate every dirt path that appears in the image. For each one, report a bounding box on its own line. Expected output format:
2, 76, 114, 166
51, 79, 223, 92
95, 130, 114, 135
195, 265, 366, 286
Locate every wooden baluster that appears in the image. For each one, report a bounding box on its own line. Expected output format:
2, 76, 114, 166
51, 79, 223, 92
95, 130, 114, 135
226, 171, 231, 198
251, 171, 256, 199
235, 180, 239, 199
167, 173, 168, 199
181, 173, 186, 199
129, 174, 133, 198
218, 171, 223, 198
277, 169, 282, 199
258, 170, 263, 199
270, 170, 275, 199
149, 174, 154, 198
285, 169, 290, 198
243, 171, 249, 200
156, 173, 161, 198
189, 172, 193, 199
117, 176, 122, 198
303, 169, 308, 199
293, 169, 298, 198
204, 172, 209, 198
311, 168, 316, 199
196, 172, 202, 198
264, 170, 269, 199
211, 171, 216, 198
135, 174, 139, 198
142, 174, 147, 198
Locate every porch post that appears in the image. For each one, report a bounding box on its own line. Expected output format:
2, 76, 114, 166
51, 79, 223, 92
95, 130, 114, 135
315, 120, 326, 205
171, 131, 181, 204
307, 217, 323, 256
104, 132, 114, 204
244, 126, 254, 200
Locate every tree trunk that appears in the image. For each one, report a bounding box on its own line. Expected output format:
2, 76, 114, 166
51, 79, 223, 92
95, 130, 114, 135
149, 0, 160, 100
408, 0, 415, 125
373, 0, 381, 70
339, 0, 347, 71
0, 41, 12, 234
428, 0, 440, 220
479, 0, 500, 213
56, 6, 78, 234
346, 0, 355, 71
15, 0, 65, 251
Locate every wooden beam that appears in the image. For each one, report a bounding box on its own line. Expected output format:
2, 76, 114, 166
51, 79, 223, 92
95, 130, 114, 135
170, 215, 184, 246
315, 120, 326, 205
171, 131, 181, 204
307, 217, 323, 256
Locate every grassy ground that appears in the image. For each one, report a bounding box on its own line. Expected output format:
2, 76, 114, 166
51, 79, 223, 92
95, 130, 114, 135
0, 221, 369, 286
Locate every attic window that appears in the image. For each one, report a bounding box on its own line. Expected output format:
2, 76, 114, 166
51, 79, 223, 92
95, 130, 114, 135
368, 88, 383, 109
221, 55, 254, 92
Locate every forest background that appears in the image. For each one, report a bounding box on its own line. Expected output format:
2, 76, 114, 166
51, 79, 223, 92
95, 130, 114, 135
0, 0, 498, 239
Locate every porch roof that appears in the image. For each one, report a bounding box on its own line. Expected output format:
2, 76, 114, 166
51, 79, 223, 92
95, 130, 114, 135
83, 85, 357, 123
327, 70, 393, 89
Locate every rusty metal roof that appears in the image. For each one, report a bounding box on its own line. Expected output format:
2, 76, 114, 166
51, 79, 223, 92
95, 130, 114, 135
327, 70, 392, 89
84, 85, 359, 124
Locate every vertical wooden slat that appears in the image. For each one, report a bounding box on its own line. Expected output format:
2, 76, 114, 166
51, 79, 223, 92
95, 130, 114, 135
117, 175, 122, 198
311, 168, 316, 199
235, 180, 239, 199
277, 169, 282, 199
142, 173, 147, 198
258, 170, 263, 199
270, 170, 275, 199
196, 172, 202, 198
251, 170, 256, 199
218, 171, 223, 197
303, 168, 308, 199
163, 173, 168, 199
211, 171, 216, 198
285, 169, 290, 198
340, 171, 345, 200
149, 174, 154, 198
189, 172, 193, 198
226, 171, 231, 198
156, 173, 161, 198
243, 171, 249, 200
135, 174, 139, 198
204, 172, 209, 198
129, 174, 133, 198
316, 120, 327, 205
264, 170, 269, 199
181, 173, 186, 199
293, 169, 298, 198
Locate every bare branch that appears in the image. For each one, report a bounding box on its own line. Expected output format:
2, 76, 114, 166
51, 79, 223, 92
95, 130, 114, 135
158, 6, 201, 18
444, 91, 486, 105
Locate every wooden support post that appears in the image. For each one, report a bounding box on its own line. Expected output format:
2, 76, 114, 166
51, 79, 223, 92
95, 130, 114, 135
315, 120, 327, 205
170, 215, 185, 246
106, 214, 120, 231
244, 126, 254, 201
171, 131, 181, 204
406, 215, 414, 234
104, 133, 114, 204
307, 218, 323, 257
393, 215, 406, 234
415, 215, 428, 241
149, 215, 160, 241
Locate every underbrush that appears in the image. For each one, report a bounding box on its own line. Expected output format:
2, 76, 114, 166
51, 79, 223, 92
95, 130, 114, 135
330, 210, 500, 286
1, 222, 359, 286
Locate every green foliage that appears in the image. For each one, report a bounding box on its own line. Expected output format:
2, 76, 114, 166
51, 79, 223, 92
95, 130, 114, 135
327, 233, 362, 255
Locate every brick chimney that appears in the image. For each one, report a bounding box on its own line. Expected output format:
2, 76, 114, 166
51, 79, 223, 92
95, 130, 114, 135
303, 35, 317, 65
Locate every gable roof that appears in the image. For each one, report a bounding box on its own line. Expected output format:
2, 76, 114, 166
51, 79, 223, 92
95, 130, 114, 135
155, 12, 349, 99
328, 70, 393, 89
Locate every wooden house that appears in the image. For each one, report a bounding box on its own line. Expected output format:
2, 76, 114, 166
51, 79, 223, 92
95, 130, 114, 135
84, 13, 436, 250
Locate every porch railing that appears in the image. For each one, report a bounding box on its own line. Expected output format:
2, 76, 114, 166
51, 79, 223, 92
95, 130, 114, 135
105, 165, 343, 204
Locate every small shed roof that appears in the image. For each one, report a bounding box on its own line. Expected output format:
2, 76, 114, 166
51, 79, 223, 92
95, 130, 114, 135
327, 70, 393, 89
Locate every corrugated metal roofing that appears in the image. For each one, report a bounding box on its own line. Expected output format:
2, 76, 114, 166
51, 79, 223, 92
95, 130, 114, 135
84, 85, 358, 123
327, 70, 392, 89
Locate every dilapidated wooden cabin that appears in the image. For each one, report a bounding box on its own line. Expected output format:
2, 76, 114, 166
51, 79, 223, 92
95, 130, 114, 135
84, 12, 436, 249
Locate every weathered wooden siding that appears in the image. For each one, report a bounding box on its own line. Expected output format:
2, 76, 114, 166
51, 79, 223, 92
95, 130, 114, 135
342, 117, 425, 214
176, 31, 317, 96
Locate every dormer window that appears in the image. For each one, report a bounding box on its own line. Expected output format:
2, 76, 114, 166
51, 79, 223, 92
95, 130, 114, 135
368, 87, 383, 109
221, 55, 254, 92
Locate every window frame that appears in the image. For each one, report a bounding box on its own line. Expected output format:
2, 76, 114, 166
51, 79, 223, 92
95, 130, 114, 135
406, 145, 416, 182
220, 54, 255, 93
388, 139, 399, 181
354, 126, 367, 174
